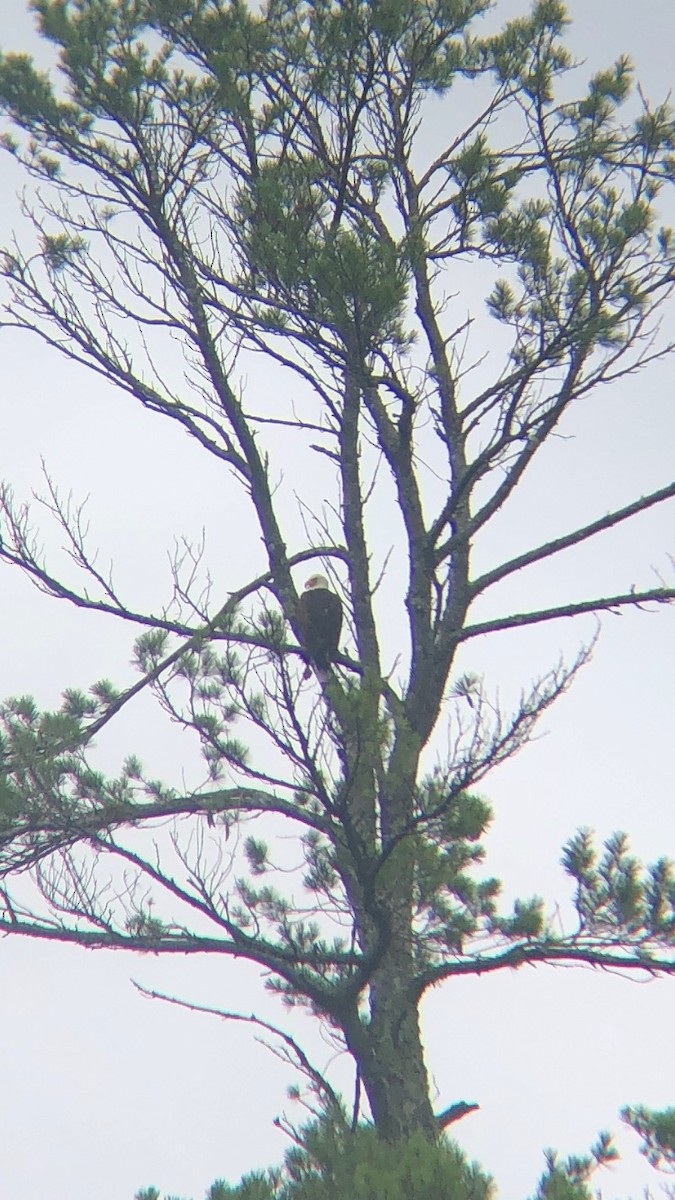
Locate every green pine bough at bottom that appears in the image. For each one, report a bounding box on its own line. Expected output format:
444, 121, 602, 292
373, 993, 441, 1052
134, 1104, 675, 1200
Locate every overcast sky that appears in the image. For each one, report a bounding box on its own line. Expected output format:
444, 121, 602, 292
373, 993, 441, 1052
1, 3, 674, 1200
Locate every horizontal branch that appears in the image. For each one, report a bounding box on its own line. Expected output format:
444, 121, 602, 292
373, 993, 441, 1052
0, 539, 347, 757
0, 912, 362, 1012
0, 914, 255, 955
458, 587, 675, 643
436, 1102, 480, 1130
471, 481, 675, 598
417, 939, 675, 994
1, 786, 329, 876
0, 531, 346, 644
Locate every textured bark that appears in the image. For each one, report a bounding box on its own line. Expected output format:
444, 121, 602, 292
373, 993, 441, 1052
342, 744, 434, 1140
346, 957, 436, 1141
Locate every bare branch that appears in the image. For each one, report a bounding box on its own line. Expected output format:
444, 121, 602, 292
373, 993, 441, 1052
459, 587, 675, 643
471, 482, 675, 598
133, 983, 343, 1115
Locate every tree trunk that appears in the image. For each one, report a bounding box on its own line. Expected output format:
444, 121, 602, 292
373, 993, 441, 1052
336, 714, 434, 1139
345, 958, 436, 1141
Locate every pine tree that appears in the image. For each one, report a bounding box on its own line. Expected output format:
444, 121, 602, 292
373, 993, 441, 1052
0, 0, 673, 1164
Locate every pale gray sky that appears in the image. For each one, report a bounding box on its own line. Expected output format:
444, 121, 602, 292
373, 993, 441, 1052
0, 3, 674, 1199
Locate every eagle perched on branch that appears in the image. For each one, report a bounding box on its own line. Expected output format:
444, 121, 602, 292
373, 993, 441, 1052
298, 575, 342, 681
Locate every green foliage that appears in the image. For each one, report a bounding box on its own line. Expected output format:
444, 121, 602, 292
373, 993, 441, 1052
199, 1115, 493, 1200
278, 1120, 492, 1200
237, 159, 411, 349
245, 836, 270, 875
125, 907, 172, 940
207, 1173, 279, 1200
562, 829, 675, 938
491, 895, 545, 939
484, 0, 571, 100
135, 1189, 188, 1200
42, 231, 87, 267
529, 1133, 618, 1200
409, 782, 501, 956
622, 1104, 675, 1171
0, 683, 179, 869
137, 1109, 675, 1200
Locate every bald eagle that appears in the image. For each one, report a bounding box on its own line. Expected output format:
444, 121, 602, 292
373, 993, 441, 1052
298, 575, 342, 681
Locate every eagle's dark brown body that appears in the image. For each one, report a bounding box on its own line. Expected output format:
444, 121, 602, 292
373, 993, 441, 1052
298, 575, 342, 679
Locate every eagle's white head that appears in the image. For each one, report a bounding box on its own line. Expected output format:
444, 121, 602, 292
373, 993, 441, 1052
304, 574, 330, 592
